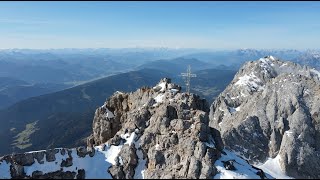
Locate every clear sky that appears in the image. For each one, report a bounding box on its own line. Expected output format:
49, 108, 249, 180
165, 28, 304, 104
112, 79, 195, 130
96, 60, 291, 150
1, 1, 320, 49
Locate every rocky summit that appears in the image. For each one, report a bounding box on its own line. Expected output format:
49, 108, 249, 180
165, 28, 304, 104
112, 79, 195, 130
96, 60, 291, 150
209, 56, 320, 179
1, 56, 320, 179
0, 78, 271, 179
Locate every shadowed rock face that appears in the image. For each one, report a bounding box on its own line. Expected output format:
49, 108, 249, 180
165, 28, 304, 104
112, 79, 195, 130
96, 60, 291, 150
88, 78, 223, 179
209, 56, 320, 178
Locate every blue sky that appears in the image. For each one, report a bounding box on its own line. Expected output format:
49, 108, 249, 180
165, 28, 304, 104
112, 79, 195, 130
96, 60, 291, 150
1, 1, 320, 49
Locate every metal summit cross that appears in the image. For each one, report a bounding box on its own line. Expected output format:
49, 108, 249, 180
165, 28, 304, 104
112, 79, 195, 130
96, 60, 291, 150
180, 65, 197, 94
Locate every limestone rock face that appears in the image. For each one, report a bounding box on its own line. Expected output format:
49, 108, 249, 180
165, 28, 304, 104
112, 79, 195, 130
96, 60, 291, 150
209, 56, 320, 178
88, 78, 221, 179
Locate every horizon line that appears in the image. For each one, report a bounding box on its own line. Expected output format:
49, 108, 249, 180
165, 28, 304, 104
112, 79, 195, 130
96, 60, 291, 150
0, 47, 316, 51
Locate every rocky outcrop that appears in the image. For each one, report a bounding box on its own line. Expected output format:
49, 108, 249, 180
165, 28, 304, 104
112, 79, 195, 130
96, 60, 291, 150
0, 147, 93, 179
0, 78, 270, 179
88, 78, 222, 179
209, 56, 320, 178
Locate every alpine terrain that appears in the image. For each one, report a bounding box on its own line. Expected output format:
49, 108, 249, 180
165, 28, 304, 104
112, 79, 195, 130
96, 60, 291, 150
0, 56, 319, 179
0, 78, 273, 179
210, 56, 320, 179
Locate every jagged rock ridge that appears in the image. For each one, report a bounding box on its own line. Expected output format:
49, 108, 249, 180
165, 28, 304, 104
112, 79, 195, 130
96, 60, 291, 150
209, 56, 320, 179
0, 78, 270, 179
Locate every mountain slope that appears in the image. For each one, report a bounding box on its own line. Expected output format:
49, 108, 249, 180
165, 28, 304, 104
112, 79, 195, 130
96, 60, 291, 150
209, 56, 320, 178
0, 77, 69, 109
0, 79, 273, 179
293, 50, 320, 70
0, 67, 236, 156
135, 57, 216, 73
0, 69, 172, 156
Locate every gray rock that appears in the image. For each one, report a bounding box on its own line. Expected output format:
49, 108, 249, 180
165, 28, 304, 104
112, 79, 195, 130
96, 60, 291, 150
11, 153, 35, 166
76, 146, 87, 158
33, 151, 45, 164
10, 163, 25, 178
31, 170, 44, 178
45, 149, 58, 162
108, 165, 125, 179
76, 169, 85, 179
222, 160, 236, 170
60, 156, 73, 167
209, 56, 320, 178
118, 144, 138, 179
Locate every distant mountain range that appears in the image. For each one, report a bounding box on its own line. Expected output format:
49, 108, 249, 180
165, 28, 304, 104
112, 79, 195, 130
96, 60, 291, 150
0, 77, 69, 109
1, 48, 320, 157
0, 48, 319, 85
0, 67, 236, 156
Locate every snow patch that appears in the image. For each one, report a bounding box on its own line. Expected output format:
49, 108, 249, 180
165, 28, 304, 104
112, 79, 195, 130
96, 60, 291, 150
280, 63, 288, 67
105, 108, 114, 119
235, 72, 263, 92
229, 106, 241, 113
13, 131, 139, 179
153, 82, 166, 92
230, 95, 240, 100
285, 131, 293, 137
0, 161, 11, 179
256, 154, 293, 179
259, 57, 275, 75
22, 148, 114, 179
133, 134, 146, 179
115, 91, 124, 95
268, 56, 275, 61
310, 69, 320, 78
155, 144, 160, 151
154, 94, 165, 104
214, 149, 273, 179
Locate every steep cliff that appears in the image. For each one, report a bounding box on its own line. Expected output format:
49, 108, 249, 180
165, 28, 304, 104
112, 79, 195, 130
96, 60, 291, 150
209, 56, 320, 178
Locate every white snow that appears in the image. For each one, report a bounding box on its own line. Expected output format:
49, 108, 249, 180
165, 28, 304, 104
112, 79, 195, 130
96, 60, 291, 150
115, 91, 124, 95
256, 154, 293, 179
8, 131, 140, 179
269, 56, 275, 61
154, 94, 165, 104
119, 156, 124, 165
240, 91, 248, 97
170, 88, 179, 93
230, 95, 240, 100
214, 149, 273, 179
229, 106, 241, 113
133, 134, 146, 179
259, 57, 274, 75
104, 145, 123, 165
285, 130, 293, 137
155, 144, 160, 150
0, 161, 11, 179
105, 108, 114, 119
310, 69, 320, 78
235, 72, 263, 92
23, 148, 114, 179
153, 82, 166, 92
280, 63, 288, 67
